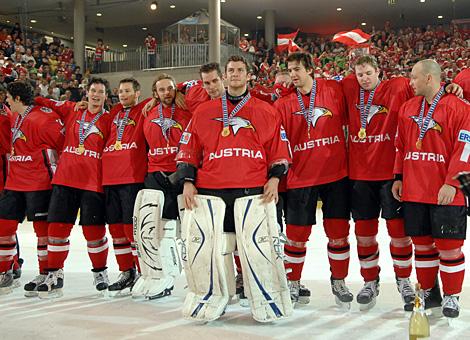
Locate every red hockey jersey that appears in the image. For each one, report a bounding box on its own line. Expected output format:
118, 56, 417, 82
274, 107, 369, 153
102, 99, 151, 185
35, 97, 113, 192
178, 80, 211, 114
144, 104, 191, 173
394, 94, 470, 205
176, 96, 291, 189
5, 105, 64, 191
0, 105, 11, 191
342, 76, 414, 181
274, 79, 347, 188
454, 69, 470, 101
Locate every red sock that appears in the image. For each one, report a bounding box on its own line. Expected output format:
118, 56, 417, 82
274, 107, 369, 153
324, 218, 350, 280
412, 236, 439, 290
284, 224, 312, 281
47, 222, 73, 270
355, 219, 379, 281
0, 219, 18, 272
109, 224, 133, 272
33, 221, 49, 274
83, 225, 108, 270
123, 223, 140, 272
436, 238, 465, 295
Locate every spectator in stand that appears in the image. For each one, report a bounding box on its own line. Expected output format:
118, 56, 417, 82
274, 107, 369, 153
144, 33, 157, 68
93, 39, 106, 73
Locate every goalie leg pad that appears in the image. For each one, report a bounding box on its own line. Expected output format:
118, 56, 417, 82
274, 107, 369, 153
181, 195, 236, 322
234, 195, 293, 323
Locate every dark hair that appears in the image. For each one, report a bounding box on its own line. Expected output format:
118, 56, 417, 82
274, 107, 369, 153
354, 55, 379, 71
87, 77, 109, 91
7, 81, 34, 105
119, 77, 141, 91
225, 55, 249, 72
199, 62, 222, 78
286, 52, 315, 71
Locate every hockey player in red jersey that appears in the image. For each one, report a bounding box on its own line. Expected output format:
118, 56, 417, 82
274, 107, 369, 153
274, 52, 351, 307
176, 55, 292, 321
34, 78, 114, 297
0, 81, 64, 296
392, 59, 470, 319
342, 55, 416, 310
102, 78, 151, 294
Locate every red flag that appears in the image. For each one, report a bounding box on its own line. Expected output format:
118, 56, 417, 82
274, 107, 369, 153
332, 29, 370, 46
277, 30, 299, 52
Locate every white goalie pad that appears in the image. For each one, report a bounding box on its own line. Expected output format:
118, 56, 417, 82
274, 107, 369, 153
181, 195, 236, 322
234, 195, 293, 322
132, 189, 182, 299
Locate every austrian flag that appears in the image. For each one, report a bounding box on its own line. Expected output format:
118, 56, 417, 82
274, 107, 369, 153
332, 29, 371, 46
277, 30, 301, 53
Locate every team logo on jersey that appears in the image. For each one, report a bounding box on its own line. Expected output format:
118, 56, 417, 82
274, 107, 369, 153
354, 104, 389, 125
409, 115, 443, 137
75, 120, 104, 139
180, 132, 191, 144
113, 115, 136, 129
150, 117, 183, 134
293, 107, 333, 127
11, 128, 27, 143
40, 107, 52, 113
183, 80, 199, 91
213, 117, 255, 135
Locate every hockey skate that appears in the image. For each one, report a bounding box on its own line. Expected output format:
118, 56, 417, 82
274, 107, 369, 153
288, 280, 310, 305
0, 271, 14, 295
12, 258, 23, 288
24, 274, 47, 297
357, 278, 380, 311
423, 279, 442, 315
93, 268, 109, 294
108, 268, 136, 297
236, 272, 249, 307
442, 295, 459, 325
37, 269, 64, 299
396, 277, 415, 312
331, 277, 353, 309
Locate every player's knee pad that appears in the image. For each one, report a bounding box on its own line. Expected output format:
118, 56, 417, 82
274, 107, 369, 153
439, 247, 463, 260
234, 195, 293, 322
355, 219, 379, 237
328, 237, 349, 247
82, 225, 106, 242
48, 222, 73, 241
324, 218, 350, 240
386, 218, 406, 238
286, 224, 312, 244
434, 238, 464, 251
32, 221, 48, 238
390, 236, 412, 247
181, 194, 235, 322
0, 219, 19, 236
356, 235, 377, 247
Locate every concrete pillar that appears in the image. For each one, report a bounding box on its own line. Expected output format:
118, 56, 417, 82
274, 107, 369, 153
208, 0, 220, 63
264, 9, 276, 49
74, 0, 86, 71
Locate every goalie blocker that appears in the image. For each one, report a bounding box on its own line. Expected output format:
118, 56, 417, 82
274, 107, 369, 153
181, 194, 293, 323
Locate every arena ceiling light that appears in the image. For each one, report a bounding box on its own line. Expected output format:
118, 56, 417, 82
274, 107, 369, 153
257, 15, 262, 19
361, 22, 367, 26
437, 15, 443, 18
142, 27, 148, 30
122, 44, 128, 47
150, 1, 158, 10
244, 33, 249, 37
420, 0, 425, 3
96, 12, 102, 17
221, 0, 226, 3
337, 8, 342, 11
30, 19, 37, 23
170, 4, 176, 8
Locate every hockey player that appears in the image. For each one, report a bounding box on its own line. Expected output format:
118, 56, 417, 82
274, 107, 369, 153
342, 55, 416, 310
0, 81, 63, 295
102, 78, 151, 295
34, 78, 114, 297
453, 68, 470, 100
392, 59, 470, 319
176, 55, 292, 322
274, 52, 351, 307
133, 73, 191, 299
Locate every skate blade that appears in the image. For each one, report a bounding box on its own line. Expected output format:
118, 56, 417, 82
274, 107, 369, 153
12, 279, 21, 289
335, 296, 351, 310
38, 289, 63, 299
108, 288, 132, 298
425, 307, 442, 318
297, 296, 310, 305
24, 291, 39, 298
359, 298, 376, 311
239, 296, 249, 308
147, 287, 173, 300
446, 317, 457, 327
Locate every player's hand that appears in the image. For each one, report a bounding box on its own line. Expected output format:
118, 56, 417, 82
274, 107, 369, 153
74, 101, 88, 111
142, 98, 157, 117
391, 180, 402, 202
262, 177, 280, 204
183, 181, 198, 210
437, 184, 456, 205
445, 83, 463, 98
175, 91, 187, 111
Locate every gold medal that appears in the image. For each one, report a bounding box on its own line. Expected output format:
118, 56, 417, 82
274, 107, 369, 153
114, 141, 122, 151
77, 144, 85, 155
358, 127, 367, 139
221, 126, 230, 137
10, 146, 14, 156
416, 139, 422, 150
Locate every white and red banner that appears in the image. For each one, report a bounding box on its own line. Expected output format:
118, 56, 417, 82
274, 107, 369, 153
332, 29, 370, 46
277, 30, 301, 53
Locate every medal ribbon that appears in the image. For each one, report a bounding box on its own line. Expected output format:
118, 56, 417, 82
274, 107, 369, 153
116, 107, 131, 143
296, 79, 317, 134
221, 91, 251, 130
417, 86, 445, 142
12, 105, 33, 146
158, 103, 175, 145
359, 80, 381, 130
79, 109, 105, 146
